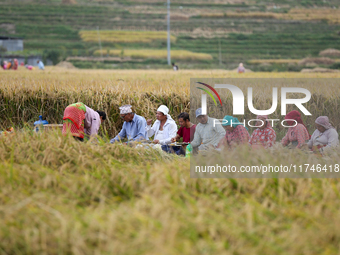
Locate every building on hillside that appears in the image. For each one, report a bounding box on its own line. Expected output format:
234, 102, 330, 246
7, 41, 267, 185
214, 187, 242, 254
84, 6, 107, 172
0, 36, 23, 52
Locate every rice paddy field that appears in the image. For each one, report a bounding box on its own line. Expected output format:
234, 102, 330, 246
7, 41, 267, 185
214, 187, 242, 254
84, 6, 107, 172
1, 68, 340, 254
94, 49, 213, 60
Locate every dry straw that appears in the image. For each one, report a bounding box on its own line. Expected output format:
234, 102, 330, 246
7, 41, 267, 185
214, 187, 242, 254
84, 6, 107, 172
1, 130, 340, 254
1, 69, 340, 137
1, 69, 340, 254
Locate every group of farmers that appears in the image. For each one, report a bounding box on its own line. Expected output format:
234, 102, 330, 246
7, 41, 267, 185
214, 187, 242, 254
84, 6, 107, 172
1, 59, 45, 71
62, 102, 339, 155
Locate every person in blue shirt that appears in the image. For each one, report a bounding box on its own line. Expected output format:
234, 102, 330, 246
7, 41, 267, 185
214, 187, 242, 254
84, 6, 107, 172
37, 60, 45, 70
110, 105, 148, 144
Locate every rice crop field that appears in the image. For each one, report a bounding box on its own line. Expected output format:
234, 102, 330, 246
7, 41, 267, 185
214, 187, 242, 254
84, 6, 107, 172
79, 30, 177, 43
1, 68, 340, 254
248, 59, 302, 64
94, 49, 213, 60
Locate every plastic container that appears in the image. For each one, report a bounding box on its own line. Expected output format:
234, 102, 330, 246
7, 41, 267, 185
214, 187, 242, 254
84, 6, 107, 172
33, 115, 48, 132
185, 143, 192, 158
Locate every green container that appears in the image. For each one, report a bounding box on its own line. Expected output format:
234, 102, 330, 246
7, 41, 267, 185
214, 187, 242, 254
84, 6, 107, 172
185, 143, 192, 158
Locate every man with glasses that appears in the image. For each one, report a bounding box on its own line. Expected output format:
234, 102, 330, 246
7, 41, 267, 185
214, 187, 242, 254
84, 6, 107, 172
110, 105, 148, 144
190, 108, 226, 152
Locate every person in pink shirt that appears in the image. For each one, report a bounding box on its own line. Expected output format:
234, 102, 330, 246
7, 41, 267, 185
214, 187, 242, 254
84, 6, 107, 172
25, 64, 34, 70
171, 112, 196, 143
281, 110, 310, 149
84, 105, 106, 138
218, 115, 250, 149
249, 115, 276, 149
2, 61, 7, 70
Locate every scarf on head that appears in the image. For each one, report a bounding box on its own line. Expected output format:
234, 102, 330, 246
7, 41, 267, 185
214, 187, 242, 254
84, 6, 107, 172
157, 105, 174, 122
222, 115, 248, 130
315, 116, 333, 130
285, 110, 310, 137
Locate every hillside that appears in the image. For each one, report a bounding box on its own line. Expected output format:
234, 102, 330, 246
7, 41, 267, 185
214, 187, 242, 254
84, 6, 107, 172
1, 0, 340, 70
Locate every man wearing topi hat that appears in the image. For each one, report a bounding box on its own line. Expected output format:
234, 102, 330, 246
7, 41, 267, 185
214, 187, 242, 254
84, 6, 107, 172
110, 104, 148, 144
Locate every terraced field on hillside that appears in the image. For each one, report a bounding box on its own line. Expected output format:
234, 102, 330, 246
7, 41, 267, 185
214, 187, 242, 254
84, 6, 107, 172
1, 0, 340, 70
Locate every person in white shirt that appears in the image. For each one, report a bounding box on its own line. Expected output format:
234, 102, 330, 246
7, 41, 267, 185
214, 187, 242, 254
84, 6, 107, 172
146, 105, 178, 146
37, 60, 45, 70
172, 62, 179, 71
308, 116, 339, 154
190, 108, 226, 151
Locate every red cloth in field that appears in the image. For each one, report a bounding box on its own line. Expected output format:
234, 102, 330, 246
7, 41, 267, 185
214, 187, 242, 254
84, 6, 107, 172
177, 125, 196, 143
62, 105, 86, 138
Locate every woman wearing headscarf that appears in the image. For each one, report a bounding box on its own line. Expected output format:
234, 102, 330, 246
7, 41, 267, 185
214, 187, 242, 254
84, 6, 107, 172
62, 102, 106, 141
281, 110, 310, 149
249, 115, 276, 149
146, 105, 178, 145
308, 116, 339, 153
218, 115, 250, 149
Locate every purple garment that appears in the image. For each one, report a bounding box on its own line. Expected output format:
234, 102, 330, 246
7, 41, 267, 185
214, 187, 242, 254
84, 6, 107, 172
238, 66, 245, 73
84, 105, 101, 136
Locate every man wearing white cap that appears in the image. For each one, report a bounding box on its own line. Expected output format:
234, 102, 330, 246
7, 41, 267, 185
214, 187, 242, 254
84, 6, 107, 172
110, 105, 148, 143
146, 105, 178, 145
190, 108, 226, 151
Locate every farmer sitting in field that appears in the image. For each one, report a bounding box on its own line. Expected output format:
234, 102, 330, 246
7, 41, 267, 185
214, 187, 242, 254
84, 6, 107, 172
248, 115, 276, 149
190, 108, 226, 151
217, 115, 250, 149
110, 105, 148, 144
146, 105, 178, 149
308, 116, 339, 154
281, 110, 310, 149
62, 102, 106, 141
171, 112, 196, 143
165, 112, 197, 155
